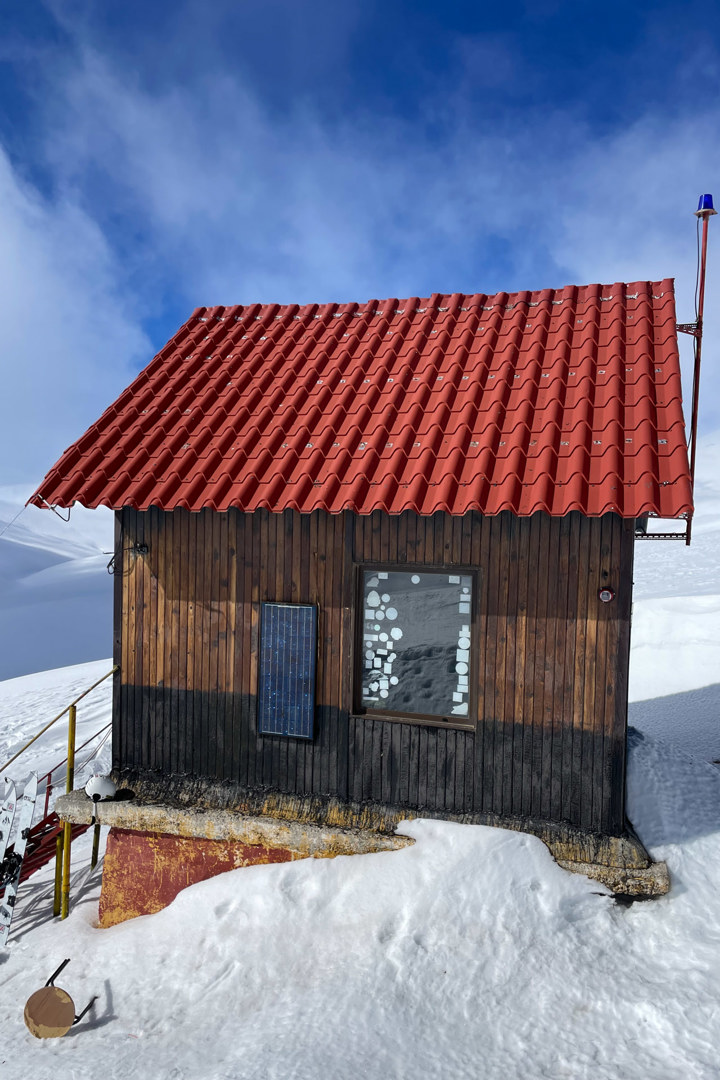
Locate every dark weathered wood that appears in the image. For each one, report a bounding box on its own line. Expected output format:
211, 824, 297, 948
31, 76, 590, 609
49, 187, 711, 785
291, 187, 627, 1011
523, 510, 542, 821
590, 514, 610, 829
497, 513, 513, 817
171, 510, 184, 776
560, 512, 581, 822
120, 509, 132, 771
223, 510, 237, 782
183, 511, 196, 774
549, 514, 570, 821
336, 511, 353, 802
511, 510, 530, 816
237, 510, 252, 786
117, 506, 634, 835
537, 511, 555, 821
134, 511, 147, 770
480, 514, 500, 814
408, 722, 421, 806
112, 514, 123, 773
398, 720, 410, 805
610, 517, 634, 832
324, 511, 340, 796
569, 513, 589, 824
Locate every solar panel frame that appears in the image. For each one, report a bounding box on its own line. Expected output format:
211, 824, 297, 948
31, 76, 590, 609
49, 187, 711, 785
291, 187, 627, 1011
257, 602, 317, 739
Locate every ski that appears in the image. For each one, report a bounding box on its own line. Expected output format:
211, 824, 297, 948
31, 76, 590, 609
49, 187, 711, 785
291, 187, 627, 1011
0, 783, 17, 865
0, 774, 38, 948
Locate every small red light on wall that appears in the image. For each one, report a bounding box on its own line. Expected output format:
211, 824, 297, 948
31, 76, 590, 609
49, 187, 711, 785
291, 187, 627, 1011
598, 587, 615, 603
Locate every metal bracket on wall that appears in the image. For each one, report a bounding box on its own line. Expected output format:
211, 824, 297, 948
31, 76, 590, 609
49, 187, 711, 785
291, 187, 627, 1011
634, 531, 688, 540
106, 542, 148, 575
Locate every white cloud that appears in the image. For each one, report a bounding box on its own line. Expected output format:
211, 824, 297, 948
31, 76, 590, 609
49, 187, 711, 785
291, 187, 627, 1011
0, 146, 151, 486
543, 114, 720, 431
2, 35, 720, 495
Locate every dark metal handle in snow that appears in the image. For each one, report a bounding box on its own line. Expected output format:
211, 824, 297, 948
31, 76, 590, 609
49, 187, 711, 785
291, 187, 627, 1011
46, 958, 71, 986
73, 996, 98, 1025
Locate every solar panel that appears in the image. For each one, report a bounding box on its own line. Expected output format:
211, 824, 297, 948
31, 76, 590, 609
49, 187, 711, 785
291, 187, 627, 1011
257, 603, 317, 738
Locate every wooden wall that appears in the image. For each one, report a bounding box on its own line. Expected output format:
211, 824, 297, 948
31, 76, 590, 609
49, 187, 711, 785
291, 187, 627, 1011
114, 507, 634, 835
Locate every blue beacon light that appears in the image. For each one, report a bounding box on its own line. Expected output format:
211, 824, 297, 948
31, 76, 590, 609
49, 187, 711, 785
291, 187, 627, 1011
696, 194, 717, 217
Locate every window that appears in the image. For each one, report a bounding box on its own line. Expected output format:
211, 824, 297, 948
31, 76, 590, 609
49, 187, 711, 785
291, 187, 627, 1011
358, 569, 474, 726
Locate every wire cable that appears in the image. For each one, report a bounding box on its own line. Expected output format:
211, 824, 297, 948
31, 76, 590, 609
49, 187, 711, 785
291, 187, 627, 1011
0, 502, 29, 541
77, 725, 112, 773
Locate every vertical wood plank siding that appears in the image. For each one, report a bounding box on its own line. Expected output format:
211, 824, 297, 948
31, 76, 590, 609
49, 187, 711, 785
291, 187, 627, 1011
114, 507, 634, 834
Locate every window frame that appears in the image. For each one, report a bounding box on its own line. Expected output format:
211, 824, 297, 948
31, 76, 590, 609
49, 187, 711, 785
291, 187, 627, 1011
352, 563, 479, 732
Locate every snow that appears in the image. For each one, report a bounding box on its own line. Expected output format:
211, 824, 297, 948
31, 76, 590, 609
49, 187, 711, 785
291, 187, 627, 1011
0, 488, 113, 681
0, 659, 114, 797
0, 436, 719, 1078
2, 737, 720, 1079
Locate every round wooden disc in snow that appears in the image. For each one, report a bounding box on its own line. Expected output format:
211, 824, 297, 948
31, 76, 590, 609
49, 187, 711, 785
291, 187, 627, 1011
24, 986, 75, 1039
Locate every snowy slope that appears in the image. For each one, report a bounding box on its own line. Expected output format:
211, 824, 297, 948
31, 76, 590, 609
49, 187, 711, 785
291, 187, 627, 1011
0, 658, 114, 795
628, 434, 720, 762
0, 488, 113, 680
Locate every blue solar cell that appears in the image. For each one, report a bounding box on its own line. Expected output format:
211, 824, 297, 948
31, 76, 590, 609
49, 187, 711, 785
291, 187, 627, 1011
257, 603, 317, 738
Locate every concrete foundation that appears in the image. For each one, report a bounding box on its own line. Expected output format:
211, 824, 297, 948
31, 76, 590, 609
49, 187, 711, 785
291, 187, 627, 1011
555, 858, 670, 898
56, 787, 669, 925
56, 791, 414, 926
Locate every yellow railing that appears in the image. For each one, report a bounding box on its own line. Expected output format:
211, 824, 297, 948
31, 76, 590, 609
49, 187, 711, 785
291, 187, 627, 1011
1, 665, 118, 918
0, 666, 118, 774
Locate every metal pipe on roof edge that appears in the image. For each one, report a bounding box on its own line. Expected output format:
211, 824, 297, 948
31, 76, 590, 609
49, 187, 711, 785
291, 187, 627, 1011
686, 194, 717, 545
31, 493, 71, 522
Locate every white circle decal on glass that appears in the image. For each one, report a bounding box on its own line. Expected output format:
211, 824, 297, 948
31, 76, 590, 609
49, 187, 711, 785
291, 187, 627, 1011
381, 593, 390, 603
366, 650, 374, 660
370, 682, 379, 692
458, 637, 470, 649
375, 610, 385, 620
367, 590, 381, 608
455, 662, 469, 675
380, 689, 389, 699
379, 632, 388, 642
411, 574, 420, 584
386, 607, 397, 620
374, 624, 381, 631
390, 676, 399, 685
390, 627, 403, 641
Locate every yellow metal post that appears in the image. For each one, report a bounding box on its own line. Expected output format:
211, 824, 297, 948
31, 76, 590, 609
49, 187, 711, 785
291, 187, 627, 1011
91, 822, 101, 870
61, 704, 76, 920
53, 835, 63, 917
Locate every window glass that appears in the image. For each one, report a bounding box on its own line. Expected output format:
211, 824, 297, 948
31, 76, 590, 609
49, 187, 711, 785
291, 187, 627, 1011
360, 570, 473, 719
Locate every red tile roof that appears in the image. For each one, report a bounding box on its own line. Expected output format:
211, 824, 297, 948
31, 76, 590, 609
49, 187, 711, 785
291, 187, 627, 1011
31, 280, 692, 519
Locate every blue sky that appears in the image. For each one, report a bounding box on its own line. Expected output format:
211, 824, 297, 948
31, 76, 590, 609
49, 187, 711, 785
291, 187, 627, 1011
1, 0, 719, 486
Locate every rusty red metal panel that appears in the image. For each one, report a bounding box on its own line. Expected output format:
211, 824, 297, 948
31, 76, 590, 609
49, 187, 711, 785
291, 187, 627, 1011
31, 280, 692, 520
98, 827, 294, 926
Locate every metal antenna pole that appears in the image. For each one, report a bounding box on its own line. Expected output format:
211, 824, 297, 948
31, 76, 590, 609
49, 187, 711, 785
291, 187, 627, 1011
683, 195, 716, 545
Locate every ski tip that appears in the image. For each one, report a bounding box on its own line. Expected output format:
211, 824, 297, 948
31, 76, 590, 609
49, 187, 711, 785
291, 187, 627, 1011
21, 774, 38, 799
